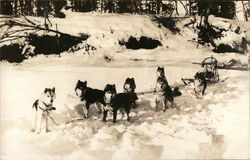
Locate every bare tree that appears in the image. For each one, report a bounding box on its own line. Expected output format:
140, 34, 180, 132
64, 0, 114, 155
242, 1, 248, 21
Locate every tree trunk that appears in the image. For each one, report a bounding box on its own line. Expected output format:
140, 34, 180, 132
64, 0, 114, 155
242, 1, 248, 21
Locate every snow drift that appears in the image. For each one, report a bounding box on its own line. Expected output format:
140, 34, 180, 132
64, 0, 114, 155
0, 11, 249, 160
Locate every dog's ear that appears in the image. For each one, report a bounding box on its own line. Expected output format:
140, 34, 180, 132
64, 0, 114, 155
52, 87, 55, 92
125, 78, 129, 83
77, 80, 81, 84
132, 78, 136, 89
44, 88, 48, 93
194, 72, 200, 79
104, 84, 108, 92
112, 84, 117, 93
84, 81, 87, 86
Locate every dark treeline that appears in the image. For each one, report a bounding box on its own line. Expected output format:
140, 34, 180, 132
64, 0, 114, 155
0, 0, 240, 19
0, 0, 67, 17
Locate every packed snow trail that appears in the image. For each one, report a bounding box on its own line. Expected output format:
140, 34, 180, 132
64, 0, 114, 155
1, 64, 249, 159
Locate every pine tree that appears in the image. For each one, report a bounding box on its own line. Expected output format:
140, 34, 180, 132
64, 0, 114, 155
0, 0, 13, 15
117, 0, 131, 13
51, 0, 66, 17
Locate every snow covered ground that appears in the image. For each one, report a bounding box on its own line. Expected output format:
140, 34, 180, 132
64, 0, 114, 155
0, 12, 249, 159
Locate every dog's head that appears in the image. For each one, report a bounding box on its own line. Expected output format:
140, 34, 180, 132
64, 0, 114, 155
194, 72, 206, 87
157, 66, 165, 77
123, 78, 136, 93
75, 80, 87, 99
40, 87, 56, 105
194, 72, 206, 98
104, 84, 117, 104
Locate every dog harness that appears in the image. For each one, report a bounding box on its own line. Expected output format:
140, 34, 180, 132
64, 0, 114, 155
104, 96, 114, 111
39, 101, 56, 113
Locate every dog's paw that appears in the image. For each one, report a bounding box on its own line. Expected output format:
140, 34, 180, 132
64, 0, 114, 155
36, 131, 41, 134
132, 104, 137, 109
46, 129, 51, 133
31, 129, 35, 132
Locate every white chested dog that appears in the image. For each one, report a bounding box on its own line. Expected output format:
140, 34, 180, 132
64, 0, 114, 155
31, 87, 56, 134
194, 72, 207, 99
155, 67, 174, 111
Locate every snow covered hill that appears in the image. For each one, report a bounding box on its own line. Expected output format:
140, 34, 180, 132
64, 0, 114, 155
0, 12, 249, 160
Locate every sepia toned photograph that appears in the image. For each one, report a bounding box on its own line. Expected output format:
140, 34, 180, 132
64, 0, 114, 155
0, 0, 249, 159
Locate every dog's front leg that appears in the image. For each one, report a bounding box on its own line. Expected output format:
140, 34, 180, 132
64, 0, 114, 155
155, 98, 159, 111
103, 109, 108, 122
119, 109, 125, 120
45, 112, 51, 132
36, 111, 43, 134
125, 108, 130, 121
162, 99, 167, 112
31, 109, 37, 132
82, 100, 88, 118
96, 102, 103, 114
113, 109, 118, 123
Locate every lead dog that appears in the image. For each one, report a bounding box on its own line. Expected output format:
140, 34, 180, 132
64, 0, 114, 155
123, 78, 138, 108
103, 84, 133, 123
31, 87, 56, 134
75, 80, 104, 118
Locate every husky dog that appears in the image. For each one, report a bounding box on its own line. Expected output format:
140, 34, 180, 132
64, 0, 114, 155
103, 84, 133, 123
157, 66, 182, 97
102, 84, 117, 119
123, 78, 138, 108
194, 72, 207, 99
155, 76, 174, 112
75, 80, 104, 118
31, 87, 56, 134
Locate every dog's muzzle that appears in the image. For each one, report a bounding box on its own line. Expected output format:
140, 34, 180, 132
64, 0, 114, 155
75, 89, 83, 99
104, 92, 114, 104
124, 84, 132, 93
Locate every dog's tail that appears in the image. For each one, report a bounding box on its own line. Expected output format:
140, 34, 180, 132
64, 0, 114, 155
32, 99, 39, 111
172, 87, 182, 97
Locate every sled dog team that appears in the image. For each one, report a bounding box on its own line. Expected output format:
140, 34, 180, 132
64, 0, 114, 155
31, 67, 206, 134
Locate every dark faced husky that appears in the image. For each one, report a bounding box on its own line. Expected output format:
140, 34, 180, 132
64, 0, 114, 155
31, 87, 56, 134
103, 84, 133, 123
75, 80, 105, 118
194, 72, 207, 99
155, 75, 174, 112
103, 84, 117, 112
123, 78, 138, 108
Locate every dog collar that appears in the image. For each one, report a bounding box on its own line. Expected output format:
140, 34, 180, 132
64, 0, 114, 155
42, 101, 52, 108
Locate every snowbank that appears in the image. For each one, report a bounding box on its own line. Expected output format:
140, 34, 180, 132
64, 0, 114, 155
1, 63, 249, 159
1, 12, 249, 159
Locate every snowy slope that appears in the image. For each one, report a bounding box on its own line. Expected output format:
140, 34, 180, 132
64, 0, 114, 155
0, 12, 249, 160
